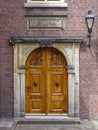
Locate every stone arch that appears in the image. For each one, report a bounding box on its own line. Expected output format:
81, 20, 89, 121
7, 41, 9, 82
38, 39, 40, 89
23, 46, 73, 69
25, 46, 68, 67
54, 46, 73, 67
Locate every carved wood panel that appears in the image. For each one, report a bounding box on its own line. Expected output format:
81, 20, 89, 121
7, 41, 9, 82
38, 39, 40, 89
50, 49, 65, 67
29, 48, 43, 66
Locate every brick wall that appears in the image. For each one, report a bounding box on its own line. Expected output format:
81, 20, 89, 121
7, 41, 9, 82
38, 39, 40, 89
0, 0, 98, 118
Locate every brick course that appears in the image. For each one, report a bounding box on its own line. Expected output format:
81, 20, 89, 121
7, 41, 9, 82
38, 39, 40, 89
0, 0, 98, 118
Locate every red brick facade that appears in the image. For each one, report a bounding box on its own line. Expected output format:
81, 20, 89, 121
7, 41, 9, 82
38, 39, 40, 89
0, 0, 98, 118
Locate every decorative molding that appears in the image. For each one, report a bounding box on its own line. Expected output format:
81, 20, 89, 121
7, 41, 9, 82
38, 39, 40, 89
25, 13, 67, 17
67, 67, 75, 74
39, 40, 54, 47
19, 65, 26, 69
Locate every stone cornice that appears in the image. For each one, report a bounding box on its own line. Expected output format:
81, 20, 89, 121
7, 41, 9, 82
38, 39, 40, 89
9, 36, 84, 44
24, 13, 67, 17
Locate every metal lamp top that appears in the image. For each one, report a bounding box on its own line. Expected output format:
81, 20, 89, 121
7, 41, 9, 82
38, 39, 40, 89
85, 11, 95, 19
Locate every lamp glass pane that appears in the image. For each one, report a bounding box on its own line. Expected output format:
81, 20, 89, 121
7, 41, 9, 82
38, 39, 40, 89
86, 19, 93, 29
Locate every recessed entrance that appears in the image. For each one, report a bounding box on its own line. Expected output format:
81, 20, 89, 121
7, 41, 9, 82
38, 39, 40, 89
25, 47, 68, 115
13, 38, 81, 118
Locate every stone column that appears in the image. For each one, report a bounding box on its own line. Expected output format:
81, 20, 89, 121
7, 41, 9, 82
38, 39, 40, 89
13, 44, 21, 117
74, 43, 80, 117
20, 73, 25, 117
67, 67, 75, 117
14, 73, 21, 117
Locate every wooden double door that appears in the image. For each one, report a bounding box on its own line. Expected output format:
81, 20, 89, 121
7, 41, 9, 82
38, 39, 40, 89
25, 47, 68, 115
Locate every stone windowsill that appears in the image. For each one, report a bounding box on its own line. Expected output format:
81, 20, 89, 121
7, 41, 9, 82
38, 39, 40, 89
24, 3, 68, 8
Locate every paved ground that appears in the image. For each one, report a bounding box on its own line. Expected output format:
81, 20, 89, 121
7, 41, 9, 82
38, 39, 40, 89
0, 118, 98, 130
0, 118, 14, 130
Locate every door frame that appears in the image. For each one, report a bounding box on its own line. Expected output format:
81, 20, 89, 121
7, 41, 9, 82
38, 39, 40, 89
12, 40, 81, 118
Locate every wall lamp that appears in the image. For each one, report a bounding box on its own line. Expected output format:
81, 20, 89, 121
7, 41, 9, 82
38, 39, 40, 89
85, 10, 95, 48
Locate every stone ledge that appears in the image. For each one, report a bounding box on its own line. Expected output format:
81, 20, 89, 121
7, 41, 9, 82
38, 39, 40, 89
9, 36, 84, 44
24, 3, 68, 8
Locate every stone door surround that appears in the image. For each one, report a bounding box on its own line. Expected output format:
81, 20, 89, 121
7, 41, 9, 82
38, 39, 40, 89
10, 36, 83, 118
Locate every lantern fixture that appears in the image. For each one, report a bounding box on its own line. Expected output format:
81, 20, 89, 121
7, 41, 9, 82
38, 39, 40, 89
85, 10, 95, 47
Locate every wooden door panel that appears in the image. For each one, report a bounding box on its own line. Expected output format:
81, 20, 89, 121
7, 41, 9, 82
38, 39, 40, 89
26, 47, 68, 115
30, 72, 41, 93
26, 68, 45, 113
29, 70, 44, 113
52, 102, 63, 112
30, 100, 41, 113
52, 75, 62, 93
49, 68, 68, 114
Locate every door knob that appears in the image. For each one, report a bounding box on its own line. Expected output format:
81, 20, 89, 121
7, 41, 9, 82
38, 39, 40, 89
26, 86, 31, 90
34, 82, 38, 87
26, 86, 30, 89
55, 82, 59, 87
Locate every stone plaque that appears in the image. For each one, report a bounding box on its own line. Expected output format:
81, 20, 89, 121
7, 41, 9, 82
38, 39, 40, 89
27, 17, 64, 30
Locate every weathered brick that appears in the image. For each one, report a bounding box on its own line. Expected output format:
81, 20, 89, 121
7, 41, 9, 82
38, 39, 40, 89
0, 0, 98, 118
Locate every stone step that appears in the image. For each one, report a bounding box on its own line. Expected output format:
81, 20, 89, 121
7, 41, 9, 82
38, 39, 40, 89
14, 116, 80, 125
14, 122, 93, 130
17, 120, 81, 125
15, 124, 82, 130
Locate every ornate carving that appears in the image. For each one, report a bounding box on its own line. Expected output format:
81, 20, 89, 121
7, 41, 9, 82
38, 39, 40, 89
29, 49, 43, 66
50, 49, 65, 66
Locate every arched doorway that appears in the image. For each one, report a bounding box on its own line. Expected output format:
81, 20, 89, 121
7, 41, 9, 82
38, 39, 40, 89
25, 47, 68, 115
